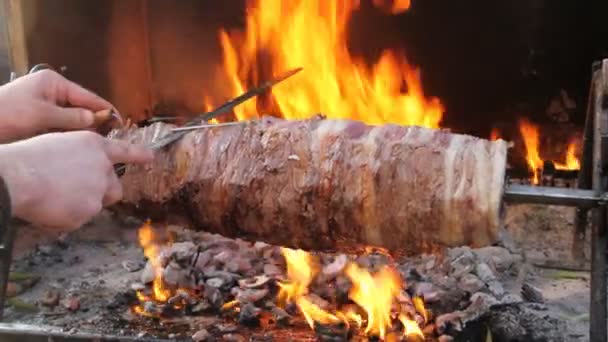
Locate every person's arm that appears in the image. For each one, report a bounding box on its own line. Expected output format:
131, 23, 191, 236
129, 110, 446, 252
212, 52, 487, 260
0, 70, 112, 143
0, 131, 153, 231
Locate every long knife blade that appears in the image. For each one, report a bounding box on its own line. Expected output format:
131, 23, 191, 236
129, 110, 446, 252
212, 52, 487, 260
147, 67, 302, 150
114, 67, 302, 176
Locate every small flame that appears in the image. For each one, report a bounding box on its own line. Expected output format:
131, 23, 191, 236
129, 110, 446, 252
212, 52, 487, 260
554, 141, 580, 170
297, 297, 342, 328
412, 296, 427, 324
398, 313, 424, 338
518, 118, 543, 185
345, 263, 403, 339
373, 0, 411, 14
490, 128, 501, 141
277, 248, 343, 329
138, 220, 171, 302
277, 248, 318, 307
222, 299, 240, 311
519, 118, 580, 184
203, 96, 220, 124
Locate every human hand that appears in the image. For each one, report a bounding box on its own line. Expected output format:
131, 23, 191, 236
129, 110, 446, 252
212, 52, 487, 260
0, 131, 154, 230
0, 69, 112, 143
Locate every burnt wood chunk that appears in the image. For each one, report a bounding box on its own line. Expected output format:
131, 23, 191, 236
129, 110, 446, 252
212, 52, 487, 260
108, 117, 508, 253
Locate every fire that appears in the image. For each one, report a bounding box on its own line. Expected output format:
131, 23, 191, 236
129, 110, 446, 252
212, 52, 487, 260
138, 220, 171, 302
218, 0, 443, 127
132, 221, 197, 317
277, 248, 344, 329
373, 0, 411, 14
518, 118, 543, 184
345, 263, 402, 339
399, 313, 424, 338
554, 142, 581, 170
490, 127, 501, 141
518, 118, 580, 184
277, 248, 318, 307
278, 247, 424, 339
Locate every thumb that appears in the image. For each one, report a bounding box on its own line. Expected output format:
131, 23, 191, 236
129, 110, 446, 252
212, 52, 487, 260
46, 105, 95, 130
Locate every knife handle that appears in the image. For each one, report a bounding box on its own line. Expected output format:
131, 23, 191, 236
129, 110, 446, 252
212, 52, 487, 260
114, 163, 126, 177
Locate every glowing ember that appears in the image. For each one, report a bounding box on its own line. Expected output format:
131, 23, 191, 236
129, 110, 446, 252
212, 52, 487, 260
218, 0, 443, 127
490, 128, 501, 141
373, 0, 412, 14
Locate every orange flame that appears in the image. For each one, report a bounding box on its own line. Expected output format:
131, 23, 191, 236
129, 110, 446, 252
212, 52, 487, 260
278, 247, 425, 337
277, 248, 318, 307
519, 118, 580, 184
218, 0, 443, 126
490, 128, 501, 141
518, 118, 543, 185
345, 263, 403, 339
373, 0, 411, 14
138, 220, 171, 302
277, 248, 343, 329
554, 141, 580, 170
399, 313, 424, 338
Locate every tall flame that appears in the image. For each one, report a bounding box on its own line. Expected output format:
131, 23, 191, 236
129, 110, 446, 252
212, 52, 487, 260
138, 220, 171, 302
518, 118, 544, 184
218, 0, 443, 126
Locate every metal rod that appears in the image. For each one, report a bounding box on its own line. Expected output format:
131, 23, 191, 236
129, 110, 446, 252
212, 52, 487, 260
572, 64, 598, 261
503, 184, 602, 208
590, 59, 608, 342
170, 121, 246, 132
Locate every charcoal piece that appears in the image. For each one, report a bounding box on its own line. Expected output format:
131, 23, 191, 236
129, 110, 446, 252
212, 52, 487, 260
250, 334, 274, 342
203, 286, 224, 311
217, 323, 238, 333
314, 321, 350, 342
521, 283, 544, 303
270, 306, 292, 326
237, 303, 261, 326
223, 334, 246, 342
192, 328, 211, 342
189, 300, 212, 314
111, 118, 507, 253
238, 275, 271, 289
